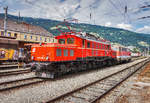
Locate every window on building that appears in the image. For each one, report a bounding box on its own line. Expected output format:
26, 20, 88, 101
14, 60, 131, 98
36, 36, 38, 41
64, 49, 68, 56
58, 39, 65, 44
45, 38, 47, 42
87, 42, 90, 48
67, 38, 74, 44
14, 33, 17, 38
70, 50, 74, 56
24, 35, 27, 39
30, 36, 32, 40
40, 37, 42, 41
1, 31, 4, 36
8, 32, 11, 37
56, 49, 62, 56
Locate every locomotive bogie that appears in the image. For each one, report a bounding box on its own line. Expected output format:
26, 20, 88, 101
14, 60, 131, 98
32, 57, 115, 78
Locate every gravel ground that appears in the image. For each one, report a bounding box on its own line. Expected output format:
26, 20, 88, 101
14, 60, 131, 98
0, 78, 43, 90
0, 72, 34, 84
114, 61, 150, 103
0, 58, 148, 103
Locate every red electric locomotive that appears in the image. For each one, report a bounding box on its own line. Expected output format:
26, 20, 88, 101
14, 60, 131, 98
30, 21, 130, 78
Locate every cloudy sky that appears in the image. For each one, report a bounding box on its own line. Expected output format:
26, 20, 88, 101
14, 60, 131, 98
0, 0, 150, 34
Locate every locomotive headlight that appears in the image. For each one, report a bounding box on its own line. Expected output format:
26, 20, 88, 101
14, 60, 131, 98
46, 56, 49, 60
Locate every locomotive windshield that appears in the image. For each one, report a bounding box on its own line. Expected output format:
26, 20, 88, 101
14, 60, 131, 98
58, 39, 65, 44
67, 38, 74, 44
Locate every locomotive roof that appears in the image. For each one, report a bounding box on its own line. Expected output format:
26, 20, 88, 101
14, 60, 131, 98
56, 33, 111, 45
31, 43, 77, 47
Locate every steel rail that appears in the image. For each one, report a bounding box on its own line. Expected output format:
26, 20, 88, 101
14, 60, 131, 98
45, 58, 149, 103
0, 69, 31, 77
0, 77, 46, 92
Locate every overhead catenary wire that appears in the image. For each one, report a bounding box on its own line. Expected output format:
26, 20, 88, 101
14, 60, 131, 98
24, 0, 66, 21
108, 0, 124, 17
2, 0, 150, 26
0, 0, 97, 26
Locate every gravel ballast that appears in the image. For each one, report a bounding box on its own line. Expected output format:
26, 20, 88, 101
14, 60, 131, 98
0, 58, 148, 103
0, 72, 34, 84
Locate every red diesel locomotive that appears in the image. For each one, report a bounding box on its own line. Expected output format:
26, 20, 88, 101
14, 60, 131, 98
30, 22, 131, 78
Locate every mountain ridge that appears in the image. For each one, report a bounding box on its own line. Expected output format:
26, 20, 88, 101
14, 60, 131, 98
0, 13, 150, 50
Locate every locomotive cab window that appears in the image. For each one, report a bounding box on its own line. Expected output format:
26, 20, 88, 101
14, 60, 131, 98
67, 38, 74, 44
58, 39, 65, 44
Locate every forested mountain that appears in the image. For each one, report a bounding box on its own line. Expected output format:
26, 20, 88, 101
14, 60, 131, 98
0, 14, 150, 50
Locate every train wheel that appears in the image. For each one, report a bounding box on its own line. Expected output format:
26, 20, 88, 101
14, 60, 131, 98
70, 64, 77, 73
92, 62, 97, 69
107, 60, 112, 66
60, 64, 68, 74
78, 63, 86, 71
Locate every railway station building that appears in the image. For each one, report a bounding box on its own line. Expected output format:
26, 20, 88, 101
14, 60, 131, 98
0, 18, 57, 63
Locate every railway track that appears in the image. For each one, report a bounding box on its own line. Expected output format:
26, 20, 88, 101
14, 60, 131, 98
0, 57, 142, 76
0, 64, 30, 70
0, 77, 46, 92
46, 58, 149, 103
0, 69, 31, 77
131, 56, 146, 61
0, 65, 19, 70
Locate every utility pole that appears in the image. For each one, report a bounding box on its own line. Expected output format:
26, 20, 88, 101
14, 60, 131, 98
4, 6, 8, 36
147, 46, 149, 56
18, 11, 20, 23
